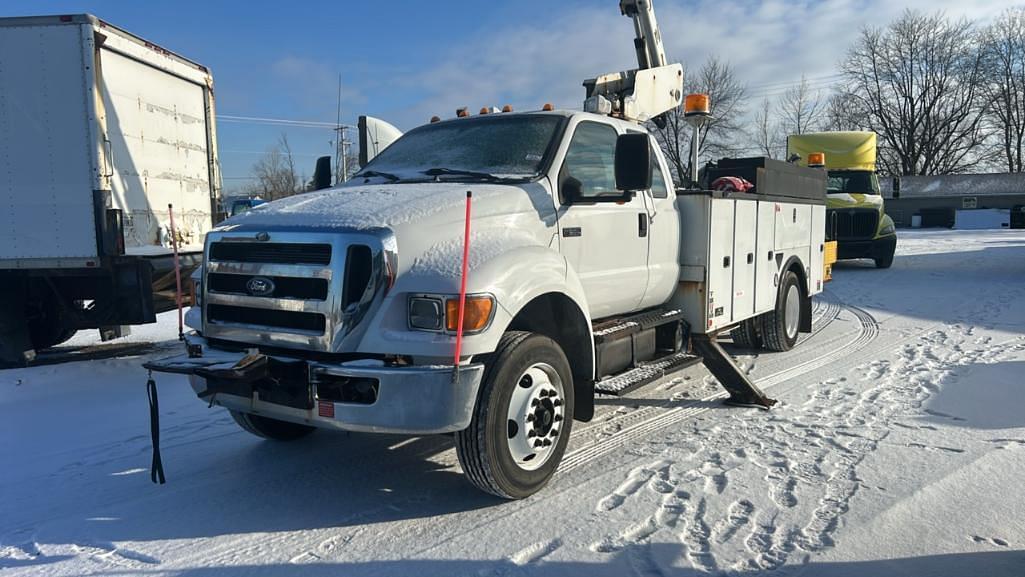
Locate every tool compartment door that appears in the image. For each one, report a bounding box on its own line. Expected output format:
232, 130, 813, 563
809, 204, 825, 295
706, 198, 734, 331
731, 199, 757, 321
754, 200, 777, 314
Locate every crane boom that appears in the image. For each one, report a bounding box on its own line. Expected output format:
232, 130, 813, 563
583, 0, 682, 124
620, 0, 667, 70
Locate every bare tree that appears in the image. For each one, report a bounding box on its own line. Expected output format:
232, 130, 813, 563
249, 134, 301, 200
750, 98, 783, 158
650, 57, 747, 184
776, 74, 825, 136
841, 10, 990, 175
982, 8, 1025, 173
822, 90, 864, 132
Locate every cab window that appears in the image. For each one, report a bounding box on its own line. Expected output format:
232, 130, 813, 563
561, 122, 619, 201
650, 149, 669, 199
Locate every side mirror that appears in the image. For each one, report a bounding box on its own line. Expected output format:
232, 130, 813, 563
615, 133, 652, 192
892, 176, 901, 199
313, 156, 332, 190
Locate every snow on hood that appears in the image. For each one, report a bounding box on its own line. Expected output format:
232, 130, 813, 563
217, 182, 550, 232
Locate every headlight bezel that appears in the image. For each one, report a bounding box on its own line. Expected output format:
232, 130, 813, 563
407, 293, 496, 334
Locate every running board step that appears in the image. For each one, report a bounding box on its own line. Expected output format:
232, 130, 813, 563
594, 352, 702, 396
592, 308, 687, 344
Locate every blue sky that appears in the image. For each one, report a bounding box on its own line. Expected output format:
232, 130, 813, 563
4, 0, 1019, 192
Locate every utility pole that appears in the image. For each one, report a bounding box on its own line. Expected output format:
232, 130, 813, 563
333, 74, 351, 184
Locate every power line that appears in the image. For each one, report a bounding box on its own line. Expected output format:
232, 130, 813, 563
218, 114, 354, 129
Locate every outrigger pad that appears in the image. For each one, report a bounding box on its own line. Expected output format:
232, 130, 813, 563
691, 333, 777, 410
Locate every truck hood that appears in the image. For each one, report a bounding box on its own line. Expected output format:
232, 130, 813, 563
214, 181, 559, 277
826, 192, 884, 212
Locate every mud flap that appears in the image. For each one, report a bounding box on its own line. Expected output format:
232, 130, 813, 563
0, 283, 34, 366
692, 333, 776, 410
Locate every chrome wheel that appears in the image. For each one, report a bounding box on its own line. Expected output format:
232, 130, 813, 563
784, 283, 801, 340
506, 362, 565, 471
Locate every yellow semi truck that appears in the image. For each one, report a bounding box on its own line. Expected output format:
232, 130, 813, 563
788, 132, 897, 268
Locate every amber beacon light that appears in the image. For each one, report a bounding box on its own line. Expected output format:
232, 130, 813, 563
683, 93, 710, 117
808, 152, 826, 167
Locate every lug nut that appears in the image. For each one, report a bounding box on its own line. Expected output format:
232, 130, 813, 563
528, 430, 536, 438
531, 399, 539, 407
538, 389, 548, 397
550, 428, 559, 437
553, 399, 563, 407
542, 439, 552, 447
526, 414, 535, 422
554, 414, 563, 422
533, 440, 543, 448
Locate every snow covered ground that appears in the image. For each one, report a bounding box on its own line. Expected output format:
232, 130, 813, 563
2, 228, 1024, 576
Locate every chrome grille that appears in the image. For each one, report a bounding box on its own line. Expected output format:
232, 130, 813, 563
201, 230, 393, 353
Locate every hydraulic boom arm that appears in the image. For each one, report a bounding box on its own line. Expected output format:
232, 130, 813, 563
584, 0, 682, 124
620, 0, 667, 70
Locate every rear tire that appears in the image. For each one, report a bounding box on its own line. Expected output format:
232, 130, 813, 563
730, 317, 762, 349
761, 270, 802, 352
455, 331, 574, 499
230, 411, 316, 441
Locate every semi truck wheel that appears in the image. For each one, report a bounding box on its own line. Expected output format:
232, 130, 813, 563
760, 271, 802, 352
455, 331, 574, 499
874, 251, 894, 269
730, 318, 762, 349
230, 410, 316, 441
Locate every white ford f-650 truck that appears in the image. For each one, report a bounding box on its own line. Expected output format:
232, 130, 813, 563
146, 1, 827, 498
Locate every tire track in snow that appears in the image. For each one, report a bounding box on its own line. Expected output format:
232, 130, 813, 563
561, 304, 879, 474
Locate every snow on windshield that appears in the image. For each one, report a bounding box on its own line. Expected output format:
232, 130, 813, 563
361, 115, 562, 178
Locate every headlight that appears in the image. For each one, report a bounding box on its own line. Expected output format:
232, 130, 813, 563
408, 296, 444, 330
879, 221, 895, 236
408, 294, 495, 333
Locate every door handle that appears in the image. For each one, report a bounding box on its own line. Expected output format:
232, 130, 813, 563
638, 213, 648, 237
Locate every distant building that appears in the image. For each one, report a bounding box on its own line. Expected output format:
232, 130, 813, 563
880, 173, 1025, 228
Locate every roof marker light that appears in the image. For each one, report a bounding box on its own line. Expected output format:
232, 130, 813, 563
542, 103, 554, 111
456, 107, 469, 118
502, 104, 513, 113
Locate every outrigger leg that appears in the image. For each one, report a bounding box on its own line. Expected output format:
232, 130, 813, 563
691, 334, 777, 410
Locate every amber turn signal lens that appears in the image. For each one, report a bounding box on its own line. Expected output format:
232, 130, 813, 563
542, 103, 554, 111
808, 152, 826, 167
684, 93, 710, 116
446, 296, 494, 332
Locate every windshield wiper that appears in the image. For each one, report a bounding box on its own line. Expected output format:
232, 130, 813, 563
422, 167, 519, 182
358, 170, 400, 182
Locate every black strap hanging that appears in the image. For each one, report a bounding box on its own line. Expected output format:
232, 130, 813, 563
146, 371, 166, 484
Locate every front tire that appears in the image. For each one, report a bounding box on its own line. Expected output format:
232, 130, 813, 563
455, 331, 575, 499
874, 250, 894, 269
230, 411, 316, 441
760, 270, 802, 352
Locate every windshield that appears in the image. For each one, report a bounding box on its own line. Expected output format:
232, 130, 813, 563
827, 170, 880, 195
356, 115, 563, 181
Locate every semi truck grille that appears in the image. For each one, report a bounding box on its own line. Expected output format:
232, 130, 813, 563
827, 209, 878, 240
207, 304, 326, 332
209, 242, 332, 265
207, 272, 329, 300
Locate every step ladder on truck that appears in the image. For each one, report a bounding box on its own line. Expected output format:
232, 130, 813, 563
143, 0, 833, 498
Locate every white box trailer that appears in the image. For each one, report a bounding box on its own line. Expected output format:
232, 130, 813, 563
0, 14, 220, 363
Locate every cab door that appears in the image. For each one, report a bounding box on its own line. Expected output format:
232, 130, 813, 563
556, 120, 649, 319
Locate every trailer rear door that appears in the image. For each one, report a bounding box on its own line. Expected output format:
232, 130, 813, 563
98, 47, 212, 251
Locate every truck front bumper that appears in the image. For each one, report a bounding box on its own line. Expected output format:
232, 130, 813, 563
145, 334, 485, 435
837, 234, 897, 261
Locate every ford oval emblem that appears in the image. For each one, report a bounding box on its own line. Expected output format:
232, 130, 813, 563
246, 276, 276, 297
